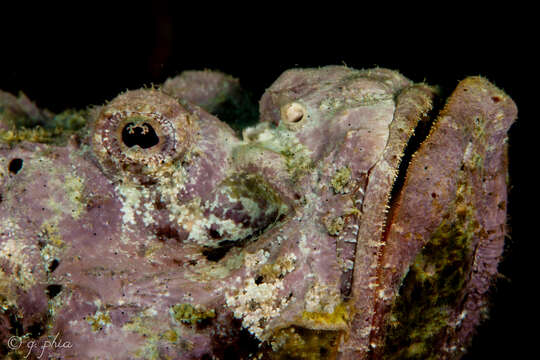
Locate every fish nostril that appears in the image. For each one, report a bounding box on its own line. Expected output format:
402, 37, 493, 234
8, 158, 23, 174
121, 122, 160, 149
282, 102, 306, 123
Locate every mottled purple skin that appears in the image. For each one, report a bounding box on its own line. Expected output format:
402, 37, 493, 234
162, 70, 242, 113
0, 91, 53, 131
0, 67, 516, 359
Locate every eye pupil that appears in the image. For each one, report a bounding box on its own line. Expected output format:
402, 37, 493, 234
121, 122, 160, 149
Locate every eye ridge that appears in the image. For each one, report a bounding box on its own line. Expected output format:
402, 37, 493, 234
92, 89, 192, 181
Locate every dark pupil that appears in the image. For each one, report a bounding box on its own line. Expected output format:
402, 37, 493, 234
121, 123, 159, 149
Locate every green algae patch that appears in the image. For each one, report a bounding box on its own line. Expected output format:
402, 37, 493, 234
160, 329, 179, 343
324, 216, 344, 236
0, 106, 87, 145
123, 315, 161, 360
280, 142, 314, 183
86, 310, 112, 332
45, 173, 87, 220
301, 302, 350, 328
63, 174, 86, 220
50, 109, 87, 132
223, 173, 282, 210
383, 196, 478, 359
0, 269, 18, 309
171, 303, 216, 325
122, 312, 190, 360
0, 126, 64, 144
39, 221, 64, 248
267, 326, 342, 360
330, 167, 351, 194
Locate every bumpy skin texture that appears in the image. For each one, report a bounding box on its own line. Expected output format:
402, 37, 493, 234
0, 67, 516, 359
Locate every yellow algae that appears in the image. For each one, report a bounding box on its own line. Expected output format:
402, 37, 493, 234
330, 166, 351, 194
86, 310, 112, 332
302, 302, 350, 328
171, 303, 215, 325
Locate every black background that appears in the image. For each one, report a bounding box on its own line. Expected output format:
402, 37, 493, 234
1, 2, 534, 358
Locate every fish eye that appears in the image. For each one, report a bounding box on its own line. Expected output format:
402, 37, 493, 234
92, 89, 197, 181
